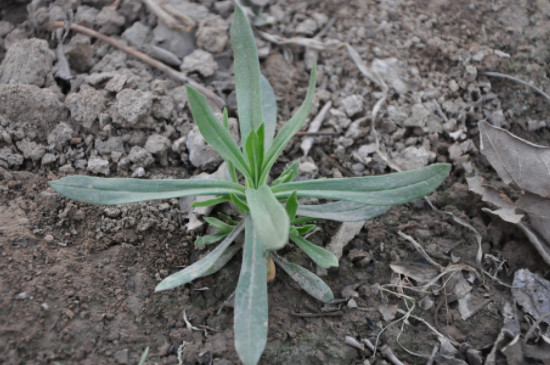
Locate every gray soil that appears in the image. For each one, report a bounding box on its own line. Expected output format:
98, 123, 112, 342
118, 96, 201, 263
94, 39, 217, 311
0, 0, 549, 364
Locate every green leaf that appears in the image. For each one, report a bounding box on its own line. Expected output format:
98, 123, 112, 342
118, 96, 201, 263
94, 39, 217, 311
295, 224, 316, 235
231, 193, 250, 212
261, 64, 317, 183
49, 176, 245, 205
246, 185, 289, 250
271, 253, 334, 302
231, 4, 263, 142
271, 160, 300, 186
204, 217, 234, 233
244, 127, 264, 186
155, 222, 244, 291
192, 196, 231, 208
187, 86, 253, 181
297, 201, 390, 222
138, 347, 149, 365
195, 233, 229, 245
290, 234, 338, 268
272, 163, 451, 205
261, 74, 277, 150
201, 242, 241, 276
285, 191, 298, 220
234, 214, 268, 365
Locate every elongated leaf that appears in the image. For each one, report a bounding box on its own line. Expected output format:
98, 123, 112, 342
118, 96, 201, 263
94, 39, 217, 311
234, 214, 268, 365
231, 193, 250, 212
201, 243, 241, 276
295, 224, 316, 235
231, 4, 263, 142
261, 74, 277, 149
271, 253, 334, 302
291, 234, 338, 268
285, 191, 298, 220
204, 217, 234, 233
192, 196, 230, 208
297, 201, 390, 222
260, 65, 317, 183
195, 232, 229, 245
49, 176, 245, 205
271, 160, 300, 186
155, 222, 244, 291
246, 185, 289, 250
272, 163, 451, 205
187, 86, 252, 181
244, 127, 264, 185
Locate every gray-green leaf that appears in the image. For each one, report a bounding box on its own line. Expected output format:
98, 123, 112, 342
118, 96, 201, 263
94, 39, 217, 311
246, 185, 290, 250
297, 201, 390, 222
231, 4, 263, 142
234, 214, 268, 365
187, 86, 253, 181
272, 163, 451, 205
155, 222, 244, 291
271, 253, 334, 302
290, 234, 338, 268
49, 176, 245, 205
261, 74, 277, 150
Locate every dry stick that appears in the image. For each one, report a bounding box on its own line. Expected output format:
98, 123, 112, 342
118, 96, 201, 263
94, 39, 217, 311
361, 337, 405, 365
291, 311, 344, 318
301, 101, 333, 156
523, 311, 550, 345
142, 0, 195, 32
43, 22, 225, 110
480, 71, 550, 103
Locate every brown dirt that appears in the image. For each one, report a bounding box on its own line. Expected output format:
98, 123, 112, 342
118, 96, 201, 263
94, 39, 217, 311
1, 0, 549, 364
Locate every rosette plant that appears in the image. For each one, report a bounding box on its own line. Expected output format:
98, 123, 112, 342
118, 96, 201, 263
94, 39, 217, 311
49, 5, 450, 364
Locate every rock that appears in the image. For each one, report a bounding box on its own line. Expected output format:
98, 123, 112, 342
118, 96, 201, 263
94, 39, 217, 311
47, 122, 74, 147
181, 49, 218, 77
122, 21, 151, 49
115, 89, 153, 127
394, 146, 435, 170
113, 349, 129, 364
74, 5, 99, 28
145, 134, 171, 166
127, 146, 154, 168
41, 153, 57, 166
186, 126, 222, 169
0, 38, 55, 87
298, 160, 318, 179
0, 84, 66, 142
96, 7, 125, 35
64, 35, 94, 73
95, 137, 124, 155
153, 22, 194, 59
87, 156, 110, 175
196, 15, 229, 53
295, 18, 319, 36
132, 167, 146, 177
65, 86, 105, 130
0, 147, 24, 168
105, 74, 128, 93
152, 95, 175, 120
15, 139, 45, 162
404, 103, 431, 128
464, 65, 477, 82
340, 94, 364, 117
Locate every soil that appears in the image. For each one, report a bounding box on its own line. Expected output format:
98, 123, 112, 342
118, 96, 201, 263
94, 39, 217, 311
1, 0, 550, 364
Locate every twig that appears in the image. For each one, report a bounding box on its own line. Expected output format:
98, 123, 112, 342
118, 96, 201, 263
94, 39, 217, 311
43, 21, 225, 110
426, 343, 439, 365
397, 230, 444, 270
301, 101, 333, 156
480, 71, 550, 103
361, 338, 405, 365
523, 311, 550, 344
396, 309, 460, 347
142, 0, 195, 32
291, 311, 344, 318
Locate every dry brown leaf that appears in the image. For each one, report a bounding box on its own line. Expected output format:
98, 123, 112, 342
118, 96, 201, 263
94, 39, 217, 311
479, 121, 550, 197
466, 176, 523, 223
390, 261, 439, 285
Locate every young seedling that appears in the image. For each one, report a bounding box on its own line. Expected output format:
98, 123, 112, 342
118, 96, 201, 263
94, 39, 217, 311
49, 5, 450, 365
